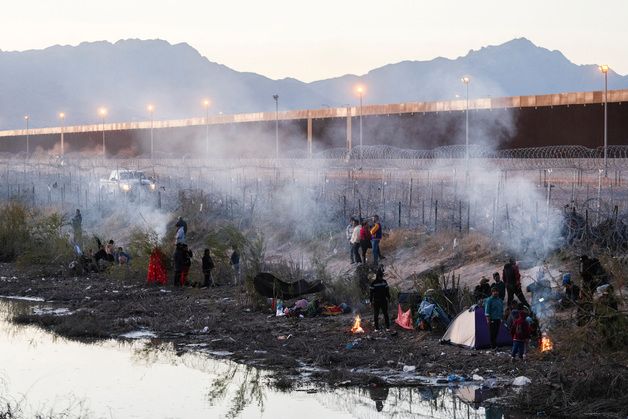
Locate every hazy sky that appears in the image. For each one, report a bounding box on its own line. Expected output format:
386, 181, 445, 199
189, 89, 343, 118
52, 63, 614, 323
2, 0, 626, 82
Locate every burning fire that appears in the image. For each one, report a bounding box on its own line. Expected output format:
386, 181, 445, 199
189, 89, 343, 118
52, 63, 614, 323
540, 332, 554, 352
351, 314, 364, 334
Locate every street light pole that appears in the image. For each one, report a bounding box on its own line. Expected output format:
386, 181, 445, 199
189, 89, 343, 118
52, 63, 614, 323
273, 95, 279, 160
355, 86, 365, 161
24, 115, 30, 156
461, 76, 470, 169
600, 65, 609, 177
59, 112, 65, 156
203, 99, 210, 156
147, 104, 154, 160
99, 107, 107, 158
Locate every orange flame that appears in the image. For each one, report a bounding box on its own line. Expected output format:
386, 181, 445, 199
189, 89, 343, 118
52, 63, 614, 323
351, 314, 364, 334
540, 333, 553, 352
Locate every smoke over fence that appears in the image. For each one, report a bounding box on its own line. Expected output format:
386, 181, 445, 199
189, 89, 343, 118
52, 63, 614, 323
1, 143, 626, 260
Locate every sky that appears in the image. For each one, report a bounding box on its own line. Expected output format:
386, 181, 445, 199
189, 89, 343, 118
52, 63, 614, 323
1, 0, 626, 82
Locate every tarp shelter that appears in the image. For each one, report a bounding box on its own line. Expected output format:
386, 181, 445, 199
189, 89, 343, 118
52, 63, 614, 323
440, 305, 512, 349
253, 272, 325, 299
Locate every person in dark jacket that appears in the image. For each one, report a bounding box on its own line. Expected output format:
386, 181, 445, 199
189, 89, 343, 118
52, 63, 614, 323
202, 248, 215, 288
502, 258, 529, 308
230, 245, 241, 285
492, 272, 506, 301
173, 243, 187, 287
511, 311, 531, 360
561, 273, 581, 307
369, 266, 391, 330
473, 277, 492, 302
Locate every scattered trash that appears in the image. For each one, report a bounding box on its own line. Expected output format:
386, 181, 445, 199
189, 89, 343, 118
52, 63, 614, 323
440, 352, 445, 356
402, 365, 416, 373
345, 340, 360, 350
447, 374, 465, 382
512, 376, 532, 386
483, 378, 498, 388
254, 350, 268, 355
277, 334, 293, 341
201, 326, 209, 333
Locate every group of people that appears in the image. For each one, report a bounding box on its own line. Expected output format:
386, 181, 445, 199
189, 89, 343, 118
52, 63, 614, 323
477, 258, 533, 361
346, 215, 384, 266
151, 216, 241, 288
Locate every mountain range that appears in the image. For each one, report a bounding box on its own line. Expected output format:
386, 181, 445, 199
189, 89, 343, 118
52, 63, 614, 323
1, 37, 626, 129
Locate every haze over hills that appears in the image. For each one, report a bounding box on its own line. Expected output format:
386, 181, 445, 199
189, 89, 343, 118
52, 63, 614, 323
0, 37, 626, 129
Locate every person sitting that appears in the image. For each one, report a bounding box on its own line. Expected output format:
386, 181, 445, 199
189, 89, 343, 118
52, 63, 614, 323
560, 273, 581, 308
114, 247, 130, 265
473, 277, 492, 302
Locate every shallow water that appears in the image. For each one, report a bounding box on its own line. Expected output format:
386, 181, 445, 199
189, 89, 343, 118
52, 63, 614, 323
0, 300, 504, 418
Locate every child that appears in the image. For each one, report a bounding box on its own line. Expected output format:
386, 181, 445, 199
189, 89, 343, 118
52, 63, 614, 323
202, 248, 215, 288
511, 311, 531, 360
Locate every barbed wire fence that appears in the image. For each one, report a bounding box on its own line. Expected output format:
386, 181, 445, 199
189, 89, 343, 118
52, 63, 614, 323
0, 145, 626, 252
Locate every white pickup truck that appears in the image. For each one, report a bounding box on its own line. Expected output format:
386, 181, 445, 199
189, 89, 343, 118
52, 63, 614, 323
100, 169, 157, 194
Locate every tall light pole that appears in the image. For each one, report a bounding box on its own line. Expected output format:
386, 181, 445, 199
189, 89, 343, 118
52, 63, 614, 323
273, 94, 279, 160
147, 104, 155, 159
59, 112, 65, 156
600, 65, 609, 177
355, 85, 365, 160
203, 99, 210, 156
461, 76, 470, 169
24, 115, 30, 156
98, 107, 107, 157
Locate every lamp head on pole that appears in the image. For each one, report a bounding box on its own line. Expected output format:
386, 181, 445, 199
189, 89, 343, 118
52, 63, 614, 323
202, 99, 210, 108
599, 64, 609, 74
24, 115, 29, 121
355, 85, 365, 96
147, 104, 154, 113
98, 107, 107, 118
272, 94, 279, 102
461, 76, 470, 85
59, 112, 65, 119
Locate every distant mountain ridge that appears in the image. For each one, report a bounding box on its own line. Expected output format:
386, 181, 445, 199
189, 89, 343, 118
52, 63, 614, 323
1, 37, 626, 129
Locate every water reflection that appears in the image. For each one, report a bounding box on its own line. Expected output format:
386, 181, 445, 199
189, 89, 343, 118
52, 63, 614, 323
0, 299, 509, 418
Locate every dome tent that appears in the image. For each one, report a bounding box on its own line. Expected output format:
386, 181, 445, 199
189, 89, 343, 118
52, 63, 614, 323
441, 305, 512, 349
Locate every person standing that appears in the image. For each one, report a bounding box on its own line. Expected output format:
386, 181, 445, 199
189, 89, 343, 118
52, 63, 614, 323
230, 245, 241, 285
349, 218, 362, 264
173, 243, 185, 287
359, 219, 372, 263
71, 209, 82, 244
181, 244, 193, 286
484, 286, 504, 349
491, 272, 505, 301
202, 248, 215, 288
511, 311, 531, 361
370, 266, 391, 331
346, 217, 356, 263
502, 258, 530, 309
370, 215, 383, 266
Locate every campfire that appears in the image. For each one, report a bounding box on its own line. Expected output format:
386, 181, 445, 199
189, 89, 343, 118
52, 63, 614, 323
540, 332, 554, 352
351, 314, 364, 334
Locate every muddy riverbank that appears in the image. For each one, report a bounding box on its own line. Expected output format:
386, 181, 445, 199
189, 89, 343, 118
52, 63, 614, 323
0, 264, 558, 396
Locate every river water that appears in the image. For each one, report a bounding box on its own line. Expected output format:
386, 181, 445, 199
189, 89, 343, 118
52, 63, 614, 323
0, 299, 505, 418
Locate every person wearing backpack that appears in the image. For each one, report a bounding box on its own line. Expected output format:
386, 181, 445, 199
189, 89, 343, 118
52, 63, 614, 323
511, 311, 531, 360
